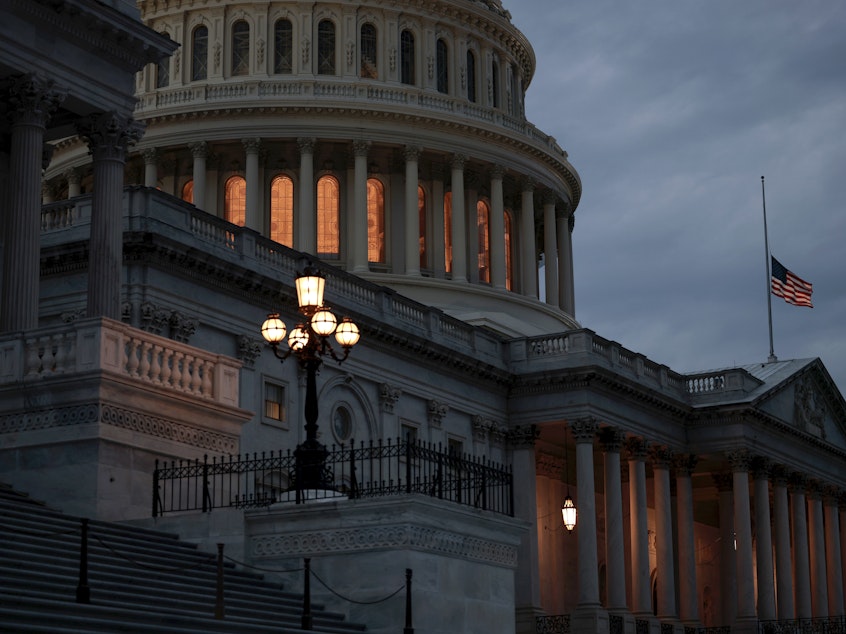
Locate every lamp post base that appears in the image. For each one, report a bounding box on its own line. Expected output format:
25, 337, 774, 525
294, 439, 333, 498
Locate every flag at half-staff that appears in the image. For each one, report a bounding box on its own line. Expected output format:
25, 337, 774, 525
771, 256, 813, 308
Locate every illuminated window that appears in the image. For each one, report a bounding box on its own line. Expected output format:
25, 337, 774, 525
181, 180, 194, 204
477, 200, 490, 283
224, 176, 246, 226
418, 186, 427, 269
264, 382, 286, 422
444, 192, 452, 273
466, 50, 476, 103
274, 19, 293, 74
191, 26, 208, 81
270, 175, 294, 246
360, 23, 377, 79
367, 178, 385, 263
505, 210, 514, 290
400, 30, 415, 85
317, 175, 340, 257
156, 32, 169, 88
492, 59, 500, 108
232, 20, 250, 76
318, 20, 335, 75
436, 39, 448, 94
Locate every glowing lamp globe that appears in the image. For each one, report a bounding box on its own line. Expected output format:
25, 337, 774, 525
261, 313, 287, 344
335, 317, 360, 348
288, 324, 310, 352
311, 308, 338, 337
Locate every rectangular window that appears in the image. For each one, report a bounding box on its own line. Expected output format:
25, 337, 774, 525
401, 423, 418, 444
264, 382, 286, 423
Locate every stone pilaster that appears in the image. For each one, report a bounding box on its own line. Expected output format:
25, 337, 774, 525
599, 427, 629, 619
651, 446, 678, 622
750, 456, 776, 620
626, 437, 652, 618
727, 451, 756, 623
771, 465, 795, 619
189, 141, 208, 210
806, 482, 828, 617
351, 140, 370, 272
675, 454, 700, 626
789, 473, 812, 619
823, 487, 844, 617
713, 472, 737, 626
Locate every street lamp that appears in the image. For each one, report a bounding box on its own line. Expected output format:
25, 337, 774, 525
261, 267, 360, 493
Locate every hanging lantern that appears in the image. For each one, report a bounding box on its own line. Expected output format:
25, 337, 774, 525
561, 494, 577, 532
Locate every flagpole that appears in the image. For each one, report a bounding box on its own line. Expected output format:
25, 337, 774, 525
761, 176, 777, 363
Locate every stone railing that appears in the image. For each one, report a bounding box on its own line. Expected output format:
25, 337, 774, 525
0, 317, 241, 408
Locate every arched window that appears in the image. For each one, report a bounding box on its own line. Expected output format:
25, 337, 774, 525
191, 26, 208, 81
509, 64, 519, 115
274, 19, 293, 74
156, 32, 170, 88
418, 186, 427, 269
477, 200, 490, 283
360, 23, 377, 79
232, 20, 250, 76
436, 39, 448, 94
270, 175, 294, 247
491, 59, 500, 108
224, 176, 246, 226
317, 175, 340, 257
318, 20, 336, 75
505, 210, 514, 290
444, 192, 452, 274
367, 178, 385, 263
181, 180, 194, 204
400, 30, 415, 85
466, 50, 477, 103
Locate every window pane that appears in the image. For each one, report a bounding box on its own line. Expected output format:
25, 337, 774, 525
436, 39, 448, 94
274, 19, 293, 74
477, 200, 490, 283
232, 21, 250, 76
270, 175, 294, 246
182, 180, 194, 204
418, 186, 426, 269
225, 176, 246, 226
264, 383, 286, 421
318, 20, 335, 75
367, 178, 385, 263
317, 175, 340, 257
192, 26, 208, 81
360, 23, 377, 79
466, 50, 476, 103
444, 192, 452, 274
400, 30, 414, 85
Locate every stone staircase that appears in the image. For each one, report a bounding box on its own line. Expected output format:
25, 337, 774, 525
0, 483, 367, 633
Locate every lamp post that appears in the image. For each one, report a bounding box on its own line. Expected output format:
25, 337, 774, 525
261, 267, 360, 493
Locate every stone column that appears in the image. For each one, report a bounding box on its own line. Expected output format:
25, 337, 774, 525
599, 427, 627, 613
675, 454, 700, 626
189, 141, 208, 210
570, 418, 608, 634
64, 168, 82, 198
403, 145, 421, 276
751, 457, 776, 621
1, 75, 64, 332
243, 138, 262, 231
431, 166, 446, 279
351, 141, 370, 273
76, 112, 143, 321
790, 473, 812, 619
651, 446, 678, 622
556, 208, 574, 315
841, 503, 846, 616
771, 466, 795, 619
449, 154, 467, 282
713, 472, 737, 626
297, 138, 316, 253
142, 147, 158, 188
824, 488, 844, 617
519, 179, 537, 298
542, 192, 558, 306
489, 165, 506, 289
728, 451, 756, 624
807, 483, 828, 617
626, 437, 652, 617
509, 425, 543, 634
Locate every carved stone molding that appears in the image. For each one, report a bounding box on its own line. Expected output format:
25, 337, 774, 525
76, 112, 144, 162
674, 453, 698, 477
727, 449, 751, 473
794, 377, 826, 438
379, 383, 401, 413
472, 415, 489, 443
625, 436, 649, 461
569, 417, 598, 444
598, 426, 624, 453
237, 335, 262, 369
750, 456, 772, 480
297, 137, 316, 155
770, 464, 790, 486
789, 472, 809, 493
649, 445, 674, 469
6, 73, 66, 128
168, 311, 198, 344
0, 403, 99, 434
427, 400, 448, 429
507, 424, 538, 448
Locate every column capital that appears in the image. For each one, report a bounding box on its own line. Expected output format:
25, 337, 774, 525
352, 139, 371, 157
402, 144, 422, 162
569, 417, 598, 443
540, 189, 557, 206
805, 479, 824, 500
6, 73, 66, 128
712, 471, 733, 493
649, 445, 674, 469
76, 112, 143, 162
771, 463, 790, 486
450, 153, 466, 170
297, 137, 317, 154
727, 449, 751, 472
822, 485, 841, 505
489, 164, 505, 180
789, 472, 809, 493
189, 141, 208, 159
63, 167, 82, 185
521, 176, 536, 192
598, 426, 625, 453
140, 147, 158, 164
507, 424, 539, 448
242, 137, 262, 154
750, 456, 772, 480
674, 453, 698, 476
625, 436, 649, 460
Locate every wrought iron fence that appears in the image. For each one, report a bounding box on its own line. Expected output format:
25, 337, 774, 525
152, 437, 513, 517
686, 627, 731, 634
758, 617, 846, 634
536, 614, 570, 634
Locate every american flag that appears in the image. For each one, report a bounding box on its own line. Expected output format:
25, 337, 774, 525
771, 256, 813, 308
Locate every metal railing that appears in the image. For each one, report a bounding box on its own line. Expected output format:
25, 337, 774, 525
152, 437, 513, 517
758, 617, 846, 634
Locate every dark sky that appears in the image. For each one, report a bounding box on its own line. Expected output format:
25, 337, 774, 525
508, 0, 846, 392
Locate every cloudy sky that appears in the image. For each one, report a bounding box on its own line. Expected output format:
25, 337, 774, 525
507, 1, 846, 392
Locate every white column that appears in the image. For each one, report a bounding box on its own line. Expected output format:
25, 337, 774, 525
556, 208, 574, 315
297, 138, 316, 253
142, 147, 158, 188
519, 180, 537, 298
772, 467, 795, 619
790, 474, 812, 619
627, 437, 652, 616
714, 472, 737, 626
675, 454, 700, 625
431, 168, 446, 279
600, 428, 627, 612
1, 75, 63, 332
403, 145, 421, 276
542, 192, 558, 306
751, 457, 776, 621
77, 113, 142, 321
449, 154, 467, 282
728, 451, 756, 623
351, 141, 370, 273
489, 165, 506, 289
243, 138, 262, 231
651, 446, 678, 621
807, 485, 828, 617
189, 141, 208, 210
824, 490, 844, 617
65, 168, 82, 198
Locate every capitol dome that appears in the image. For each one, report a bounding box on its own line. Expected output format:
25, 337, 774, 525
44, 0, 582, 337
